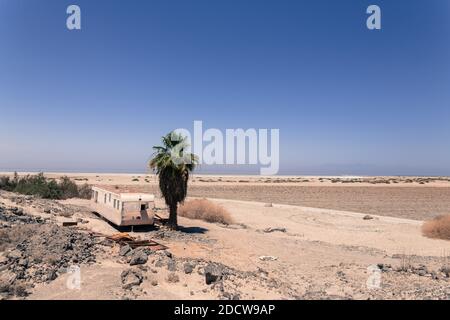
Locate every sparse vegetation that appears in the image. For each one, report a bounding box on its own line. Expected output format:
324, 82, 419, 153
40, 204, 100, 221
178, 199, 234, 225
422, 215, 450, 240
77, 183, 93, 199
0, 172, 91, 200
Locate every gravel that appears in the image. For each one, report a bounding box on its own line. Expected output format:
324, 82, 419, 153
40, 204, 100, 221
0, 202, 100, 299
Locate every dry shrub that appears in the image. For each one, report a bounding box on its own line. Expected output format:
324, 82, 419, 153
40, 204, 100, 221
422, 215, 450, 240
178, 199, 234, 225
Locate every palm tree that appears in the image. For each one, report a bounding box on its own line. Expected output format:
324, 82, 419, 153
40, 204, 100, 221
149, 132, 198, 230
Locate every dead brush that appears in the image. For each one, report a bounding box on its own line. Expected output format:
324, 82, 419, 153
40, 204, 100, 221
440, 252, 450, 277
178, 199, 234, 225
398, 254, 414, 272
422, 215, 450, 240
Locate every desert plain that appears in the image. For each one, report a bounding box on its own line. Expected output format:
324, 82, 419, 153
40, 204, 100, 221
0, 172, 449, 300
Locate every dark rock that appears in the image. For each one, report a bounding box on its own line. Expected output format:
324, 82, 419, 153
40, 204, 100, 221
47, 269, 57, 282
417, 269, 427, 276
12, 208, 24, 216
119, 244, 132, 257
377, 263, 392, 272
129, 249, 148, 266
167, 259, 177, 272
121, 269, 143, 289
205, 263, 223, 285
183, 263, 194, 274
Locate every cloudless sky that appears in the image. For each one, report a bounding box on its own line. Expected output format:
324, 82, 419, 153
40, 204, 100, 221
0, 0, 449, 175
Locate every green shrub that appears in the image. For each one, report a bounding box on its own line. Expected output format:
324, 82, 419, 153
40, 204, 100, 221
77, 183, 92, 199
14, 173, 61, 199
0, 172, 19, 191
0, 173, 92, 200
0, 176, 14, 191
59, 176, 80, 199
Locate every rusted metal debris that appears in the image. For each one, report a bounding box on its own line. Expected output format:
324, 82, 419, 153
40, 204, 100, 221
108, 232, 134, 242
106, 232, 167, 251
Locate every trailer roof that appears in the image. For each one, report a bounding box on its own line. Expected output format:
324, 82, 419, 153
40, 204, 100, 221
92, 185, 155, 202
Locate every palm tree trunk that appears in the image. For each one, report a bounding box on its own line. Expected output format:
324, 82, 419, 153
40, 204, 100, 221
168, 203, 178, 230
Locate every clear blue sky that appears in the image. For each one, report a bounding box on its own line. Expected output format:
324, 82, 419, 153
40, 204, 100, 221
0, 0, 449, 175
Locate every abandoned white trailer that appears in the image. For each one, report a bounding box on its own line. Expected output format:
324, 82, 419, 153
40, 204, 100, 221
91, 186, 155, 226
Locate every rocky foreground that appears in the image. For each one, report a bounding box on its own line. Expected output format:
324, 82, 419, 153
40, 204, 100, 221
1, 191, 450, 300
0, 193, 282, 300
0, 202, 103, 298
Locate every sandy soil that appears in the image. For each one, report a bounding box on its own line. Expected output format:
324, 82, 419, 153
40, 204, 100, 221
1, 173, 449, 300
1, 190, 449, 300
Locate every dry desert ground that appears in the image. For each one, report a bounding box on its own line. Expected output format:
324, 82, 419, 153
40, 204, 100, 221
1, 172, 449, 300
